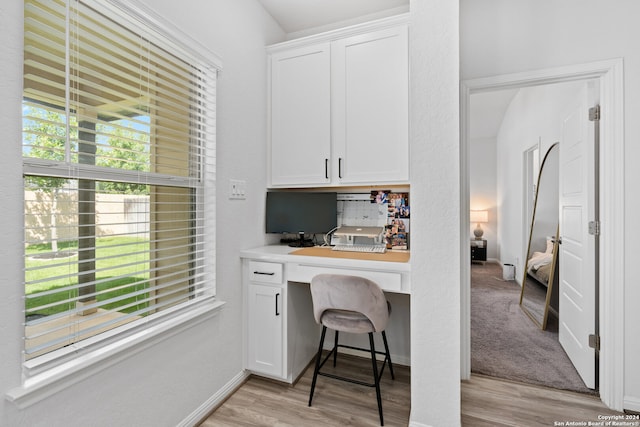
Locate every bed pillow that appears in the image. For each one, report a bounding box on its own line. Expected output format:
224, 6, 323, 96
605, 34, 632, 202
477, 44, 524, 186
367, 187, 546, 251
546, 238, 554, 253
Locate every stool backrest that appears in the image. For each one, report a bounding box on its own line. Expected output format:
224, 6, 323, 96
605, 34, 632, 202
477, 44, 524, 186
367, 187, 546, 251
310, 274, 389, 332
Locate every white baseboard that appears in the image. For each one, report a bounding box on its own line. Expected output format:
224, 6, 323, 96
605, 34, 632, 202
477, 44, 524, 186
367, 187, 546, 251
409, 421, 434, 427
178, 370, 251, 427
624, 395, 640, 412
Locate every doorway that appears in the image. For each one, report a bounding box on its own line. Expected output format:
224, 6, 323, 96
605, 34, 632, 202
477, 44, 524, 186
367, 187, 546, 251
460, 59, 625, 411
469, 81, 593, 393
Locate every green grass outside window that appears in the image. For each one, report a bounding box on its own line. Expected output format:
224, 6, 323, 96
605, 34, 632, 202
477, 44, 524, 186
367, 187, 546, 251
25, 237, 150, 317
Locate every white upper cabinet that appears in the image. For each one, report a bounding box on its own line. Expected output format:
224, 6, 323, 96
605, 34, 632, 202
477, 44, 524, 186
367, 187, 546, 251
269, 44, 331, 187
267, 17, 409, 188
332, 25, 409, 185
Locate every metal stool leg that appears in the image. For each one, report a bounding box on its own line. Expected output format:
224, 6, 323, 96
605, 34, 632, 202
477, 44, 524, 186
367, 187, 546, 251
382, 331, 395, 380
369, 332, 384, 426
333, 330, 339, 367
308, 326, 327, 406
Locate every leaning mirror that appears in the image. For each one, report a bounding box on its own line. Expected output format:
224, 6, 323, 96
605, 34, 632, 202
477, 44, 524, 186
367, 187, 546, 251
519, 143, 560, 330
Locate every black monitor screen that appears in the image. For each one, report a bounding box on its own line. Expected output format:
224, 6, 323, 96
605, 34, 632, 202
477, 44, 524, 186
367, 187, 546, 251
265, 191, 337, 235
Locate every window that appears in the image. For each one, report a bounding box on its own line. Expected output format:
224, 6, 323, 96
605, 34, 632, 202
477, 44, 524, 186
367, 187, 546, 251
22, 0, 218, 361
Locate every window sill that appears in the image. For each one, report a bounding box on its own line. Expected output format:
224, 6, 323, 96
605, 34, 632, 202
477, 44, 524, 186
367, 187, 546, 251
6, 298, 226, 409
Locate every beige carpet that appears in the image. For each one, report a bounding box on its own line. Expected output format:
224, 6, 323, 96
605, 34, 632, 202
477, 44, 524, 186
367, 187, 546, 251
470, 262, 594, 394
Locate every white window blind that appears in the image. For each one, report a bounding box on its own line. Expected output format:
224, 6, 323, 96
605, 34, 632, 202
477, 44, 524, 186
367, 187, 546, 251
23, 0, 218, 360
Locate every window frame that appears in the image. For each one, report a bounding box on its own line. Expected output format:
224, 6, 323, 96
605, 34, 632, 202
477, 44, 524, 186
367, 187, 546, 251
9, 0, 223, 407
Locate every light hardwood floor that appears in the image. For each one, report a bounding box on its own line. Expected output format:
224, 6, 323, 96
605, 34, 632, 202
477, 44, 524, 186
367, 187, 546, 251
461, 374, 624, 427
200, 353, 410, 426
199, 353, 624, 427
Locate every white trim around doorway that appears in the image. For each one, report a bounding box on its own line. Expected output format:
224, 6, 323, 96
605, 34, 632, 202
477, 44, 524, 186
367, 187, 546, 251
460, 58, 625, 411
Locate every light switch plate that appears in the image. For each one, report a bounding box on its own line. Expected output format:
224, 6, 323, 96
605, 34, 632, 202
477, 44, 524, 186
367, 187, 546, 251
229, 179, 246, 199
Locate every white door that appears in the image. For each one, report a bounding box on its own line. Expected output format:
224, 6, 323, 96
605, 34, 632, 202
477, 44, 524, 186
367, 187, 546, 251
559, 82, 598, 389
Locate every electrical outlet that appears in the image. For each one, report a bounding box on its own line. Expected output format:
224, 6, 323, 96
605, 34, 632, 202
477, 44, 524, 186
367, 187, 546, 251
229, 179, 246, 200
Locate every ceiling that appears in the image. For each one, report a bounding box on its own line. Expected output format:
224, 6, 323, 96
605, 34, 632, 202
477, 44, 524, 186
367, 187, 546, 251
470, 89, 519, 140
257, 0, 409, 35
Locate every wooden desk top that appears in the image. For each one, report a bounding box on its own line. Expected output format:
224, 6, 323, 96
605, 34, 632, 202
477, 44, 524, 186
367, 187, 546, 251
290, 246, 410, 263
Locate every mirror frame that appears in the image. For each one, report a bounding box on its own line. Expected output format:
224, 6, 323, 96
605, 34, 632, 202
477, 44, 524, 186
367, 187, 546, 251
519, 143, 560, 330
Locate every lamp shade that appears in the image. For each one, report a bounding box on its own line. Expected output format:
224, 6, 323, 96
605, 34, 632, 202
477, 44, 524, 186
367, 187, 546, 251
470, 210, 489, 223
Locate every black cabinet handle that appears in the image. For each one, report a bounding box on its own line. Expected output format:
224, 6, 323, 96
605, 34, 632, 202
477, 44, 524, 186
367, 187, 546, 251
325, 158, 329, 179
338, 157, 343, 179
275, 292, 280, 316
254, 271, 275, 276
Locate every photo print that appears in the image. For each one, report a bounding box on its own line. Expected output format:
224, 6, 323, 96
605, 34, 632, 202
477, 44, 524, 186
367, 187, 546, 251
372, 191, 409, 250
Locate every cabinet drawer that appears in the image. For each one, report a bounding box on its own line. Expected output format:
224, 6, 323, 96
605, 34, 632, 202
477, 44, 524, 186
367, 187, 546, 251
249, 261, 284, 284
289, 264, 402, 292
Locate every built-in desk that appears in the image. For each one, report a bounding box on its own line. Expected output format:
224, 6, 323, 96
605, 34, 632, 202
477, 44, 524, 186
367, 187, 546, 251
240, 245, 411, 383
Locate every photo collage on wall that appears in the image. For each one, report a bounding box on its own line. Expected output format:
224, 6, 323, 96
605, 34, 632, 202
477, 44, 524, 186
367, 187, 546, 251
371, 190, 410, 250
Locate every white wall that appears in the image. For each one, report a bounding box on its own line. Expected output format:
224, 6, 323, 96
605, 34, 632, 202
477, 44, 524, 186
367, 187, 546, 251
0, 1, 27, 425
469, 137, 498, 260
409, 1, 460, 426
461, 0, 640, 410
0, 1, 463, 426
496, 82, 584, 278
0, 1, 285, 426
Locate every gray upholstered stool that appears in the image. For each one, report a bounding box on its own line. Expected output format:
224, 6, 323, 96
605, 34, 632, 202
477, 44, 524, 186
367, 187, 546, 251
308, 274, 395, 426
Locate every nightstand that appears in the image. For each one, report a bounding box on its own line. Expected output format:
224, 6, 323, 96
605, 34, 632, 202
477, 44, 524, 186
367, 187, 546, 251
471, 239, 487, 263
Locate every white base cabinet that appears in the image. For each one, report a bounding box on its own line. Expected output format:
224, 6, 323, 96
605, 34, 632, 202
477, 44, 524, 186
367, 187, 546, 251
247, 282, 284, 377
244, 260, 318, 383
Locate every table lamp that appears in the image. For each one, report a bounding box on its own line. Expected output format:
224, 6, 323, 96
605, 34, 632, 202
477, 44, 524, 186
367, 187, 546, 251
470, 210, 488, 240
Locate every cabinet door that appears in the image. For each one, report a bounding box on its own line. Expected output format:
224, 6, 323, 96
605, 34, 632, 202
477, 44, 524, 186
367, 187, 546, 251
247, 283, 284, 377
270, 44, 331, 186
332, 26, 409, 184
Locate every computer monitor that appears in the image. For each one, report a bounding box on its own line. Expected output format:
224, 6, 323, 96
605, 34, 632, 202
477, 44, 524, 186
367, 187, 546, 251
265, 191, 337, 247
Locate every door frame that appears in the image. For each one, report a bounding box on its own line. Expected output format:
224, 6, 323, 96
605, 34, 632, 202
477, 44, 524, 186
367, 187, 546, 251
522, 141, 541, 271
460, 59, 625, 410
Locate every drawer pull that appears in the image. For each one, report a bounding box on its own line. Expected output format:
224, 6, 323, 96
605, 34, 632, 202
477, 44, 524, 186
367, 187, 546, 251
254, 271, 275, 276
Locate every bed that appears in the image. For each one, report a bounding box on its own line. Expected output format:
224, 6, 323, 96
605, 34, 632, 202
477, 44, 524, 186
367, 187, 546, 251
525, 239, 559, 318
527, 251, 553, 285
